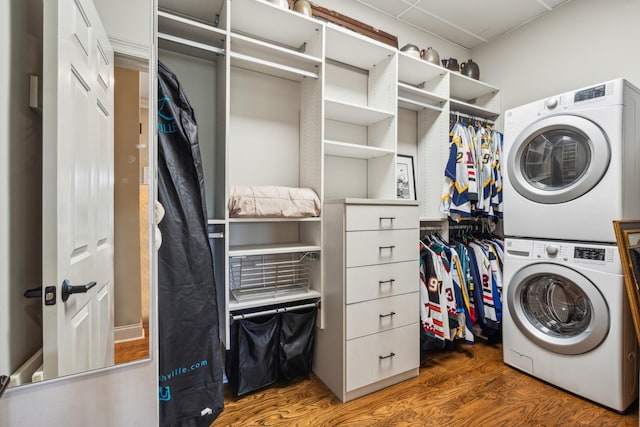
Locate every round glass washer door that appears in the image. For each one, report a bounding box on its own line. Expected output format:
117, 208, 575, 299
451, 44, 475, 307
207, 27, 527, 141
506, 115, 610, 204
507, 263, 609, 355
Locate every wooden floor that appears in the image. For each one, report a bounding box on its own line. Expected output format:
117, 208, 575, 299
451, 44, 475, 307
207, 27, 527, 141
213, 342, 638, 426
114, 322, 149, 365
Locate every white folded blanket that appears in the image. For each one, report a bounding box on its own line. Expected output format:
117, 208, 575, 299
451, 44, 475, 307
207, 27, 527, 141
228, 185, 321, 218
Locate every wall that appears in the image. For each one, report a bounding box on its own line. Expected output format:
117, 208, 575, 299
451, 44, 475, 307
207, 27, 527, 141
471, 0, 640, 113
0, 0, 43, 378
114, 67, 143, 331
313, 0, 469, 64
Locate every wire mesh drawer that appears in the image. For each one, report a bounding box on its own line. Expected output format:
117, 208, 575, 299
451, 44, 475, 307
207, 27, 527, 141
230, 251, 319, 301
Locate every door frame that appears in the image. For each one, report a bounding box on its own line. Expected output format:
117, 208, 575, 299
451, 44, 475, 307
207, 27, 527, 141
0, 0, 158, 423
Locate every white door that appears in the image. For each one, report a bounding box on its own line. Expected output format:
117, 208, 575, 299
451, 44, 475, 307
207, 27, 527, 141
41, 0, 114, 380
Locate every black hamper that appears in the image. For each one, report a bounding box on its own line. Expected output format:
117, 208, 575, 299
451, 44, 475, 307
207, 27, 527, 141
227, 315, 280, 396
279, 308, 316, 381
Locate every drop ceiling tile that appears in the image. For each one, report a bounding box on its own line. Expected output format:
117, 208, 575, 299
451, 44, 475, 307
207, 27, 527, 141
355, 0, 414, 18
400, 6, 485, 49
413, 0, 547, 41
539, 0, 571, 8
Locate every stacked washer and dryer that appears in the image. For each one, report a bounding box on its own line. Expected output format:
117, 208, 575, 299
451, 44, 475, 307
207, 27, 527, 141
502, 79, 639, 412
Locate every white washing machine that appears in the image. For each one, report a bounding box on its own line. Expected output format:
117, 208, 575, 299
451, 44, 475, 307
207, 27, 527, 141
503, 237, 638, 412
503, 78, 640, 243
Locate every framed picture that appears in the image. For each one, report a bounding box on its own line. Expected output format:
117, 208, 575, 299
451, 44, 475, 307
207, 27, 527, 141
613, 220, 640, 343
396, 154, 416, 200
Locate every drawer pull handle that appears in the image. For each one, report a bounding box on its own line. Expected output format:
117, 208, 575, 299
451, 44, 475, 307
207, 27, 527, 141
378, 279, 395, 286
379, 216, 395, 223
379, 245, 395, 252
379, 352, 396, 360
379, 311, 396, 319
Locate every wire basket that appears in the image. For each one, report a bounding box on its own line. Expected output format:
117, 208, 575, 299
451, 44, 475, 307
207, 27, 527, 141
230, 251, 318, 301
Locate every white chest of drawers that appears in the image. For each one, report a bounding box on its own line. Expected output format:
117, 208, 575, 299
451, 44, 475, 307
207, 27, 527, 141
314, 199, 420, 402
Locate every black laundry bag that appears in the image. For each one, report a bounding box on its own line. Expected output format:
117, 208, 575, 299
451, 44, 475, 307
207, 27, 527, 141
157, 60, 224, 427
226, 315, 280, 396
226, 306, 317, 396
279, 308, 316, 381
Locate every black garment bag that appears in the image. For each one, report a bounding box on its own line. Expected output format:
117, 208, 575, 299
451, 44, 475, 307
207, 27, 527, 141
157, 60, 224, 427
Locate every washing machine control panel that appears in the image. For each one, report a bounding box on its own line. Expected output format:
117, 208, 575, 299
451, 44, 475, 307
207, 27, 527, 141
533, 242, 615, 265
574, 246, 606, 261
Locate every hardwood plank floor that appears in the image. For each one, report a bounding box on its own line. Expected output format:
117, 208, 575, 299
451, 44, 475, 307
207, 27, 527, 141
213, 342, 638, 426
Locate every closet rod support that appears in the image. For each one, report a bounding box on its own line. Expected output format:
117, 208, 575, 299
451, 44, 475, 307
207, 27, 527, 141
231, 300, 319, 321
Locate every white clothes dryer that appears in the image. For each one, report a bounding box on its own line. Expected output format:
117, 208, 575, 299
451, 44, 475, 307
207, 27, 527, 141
503, 237, 638, 412
503, 78, 640, 243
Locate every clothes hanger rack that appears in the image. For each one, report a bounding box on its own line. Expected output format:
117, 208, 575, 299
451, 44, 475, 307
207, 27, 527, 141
231, 300, 319, 321
449, 110, 495, 125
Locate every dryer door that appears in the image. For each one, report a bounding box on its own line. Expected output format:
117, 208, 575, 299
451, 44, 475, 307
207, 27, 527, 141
507, 263, 609, 355
506, 115, 610, 204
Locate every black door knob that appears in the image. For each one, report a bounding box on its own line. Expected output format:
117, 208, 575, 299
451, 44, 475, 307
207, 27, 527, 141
61, 279, 97, 302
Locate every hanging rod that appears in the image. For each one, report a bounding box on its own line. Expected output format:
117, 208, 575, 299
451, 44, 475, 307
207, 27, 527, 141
208, 232, 224, 239
450, 110, 495, 125
420, 225, 443, 231
231, 300, 319, 321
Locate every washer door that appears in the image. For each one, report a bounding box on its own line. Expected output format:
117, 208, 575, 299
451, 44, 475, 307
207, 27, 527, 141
507, 115, 610, 204
507, 263, 609, 355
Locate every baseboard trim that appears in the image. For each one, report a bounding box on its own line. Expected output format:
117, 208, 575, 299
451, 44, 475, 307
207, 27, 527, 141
114, 322, 145, 343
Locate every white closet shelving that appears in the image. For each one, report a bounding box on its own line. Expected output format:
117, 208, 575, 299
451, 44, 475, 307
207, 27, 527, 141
397, 51, 501, 221
323, 23, 397, 201
450, 71, 501, 119
226, 0, 324, 330
154, 0, 501, 353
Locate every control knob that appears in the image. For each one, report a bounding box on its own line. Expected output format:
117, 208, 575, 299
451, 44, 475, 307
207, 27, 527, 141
545, 245, 559, 256
545, 97, 558, 109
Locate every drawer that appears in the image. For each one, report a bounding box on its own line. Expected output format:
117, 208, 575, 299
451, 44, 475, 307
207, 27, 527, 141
346, 229, 418, 267
346, 260, 419, 304
346, 205, 418, 231
346, 293, 418, 340
346, 323, 419, 392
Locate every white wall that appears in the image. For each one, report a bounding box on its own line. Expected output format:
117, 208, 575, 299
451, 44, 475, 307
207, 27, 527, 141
0, 0, 44, 378
313, 0, 469, 64
471, 0, 640, 113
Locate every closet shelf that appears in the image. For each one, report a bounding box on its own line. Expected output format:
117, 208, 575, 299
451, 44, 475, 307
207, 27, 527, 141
325, 23, 395, 71
397, 53, 447, 90
158, 10, 226, 48
230, 51, 319, 81
231, 0, 322, 52
398, 96, 444, 112
325, 98, 394, 126
450, 99, 500, 120
157, 1, 224, 28
229, 217, 321, 223
449, 73, 499, 102
228, 243, 321, 257
159, 33, 225, 60
229, 289, 321, 312
230, 32, 321, 77
324, 140, 394, 159
208, 219, 226, 225
397, 82, 447, 107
